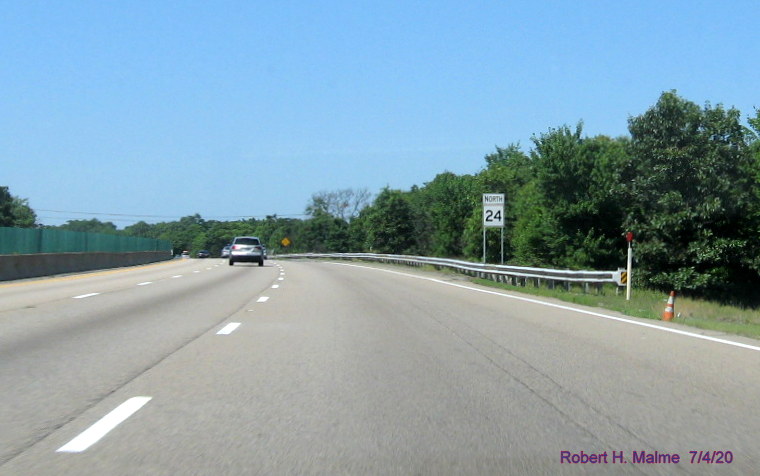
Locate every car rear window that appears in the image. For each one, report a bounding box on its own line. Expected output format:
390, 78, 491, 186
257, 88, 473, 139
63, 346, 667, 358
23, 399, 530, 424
234, 238, 260, 245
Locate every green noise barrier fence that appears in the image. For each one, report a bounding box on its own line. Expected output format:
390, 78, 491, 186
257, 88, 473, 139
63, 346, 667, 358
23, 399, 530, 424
0, 227, 171, 255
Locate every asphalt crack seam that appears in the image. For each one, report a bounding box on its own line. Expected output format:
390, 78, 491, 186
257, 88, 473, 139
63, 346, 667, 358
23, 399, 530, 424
416, 304, 666, 475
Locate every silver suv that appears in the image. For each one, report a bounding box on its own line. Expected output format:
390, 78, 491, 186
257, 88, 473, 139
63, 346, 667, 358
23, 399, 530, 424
229, 236, 265, 266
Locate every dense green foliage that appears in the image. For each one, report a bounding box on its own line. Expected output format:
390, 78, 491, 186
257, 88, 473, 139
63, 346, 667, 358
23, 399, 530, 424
625, 93, 758, 300
0, 187, 38, 228
57, 218, 119, 234
5, 92, 759, 304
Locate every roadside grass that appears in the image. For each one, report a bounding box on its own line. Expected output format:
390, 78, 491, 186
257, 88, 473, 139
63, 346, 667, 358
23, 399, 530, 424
471, 278, 760, 340
420, 264, 458, 275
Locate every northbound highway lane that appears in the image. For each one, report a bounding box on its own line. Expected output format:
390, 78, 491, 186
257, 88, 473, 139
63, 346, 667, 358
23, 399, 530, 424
0, 258, 278, 471
2, 259, 759, 474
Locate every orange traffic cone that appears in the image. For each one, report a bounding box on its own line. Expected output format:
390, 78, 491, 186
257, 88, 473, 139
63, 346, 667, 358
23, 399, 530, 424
662, 291, 676, 321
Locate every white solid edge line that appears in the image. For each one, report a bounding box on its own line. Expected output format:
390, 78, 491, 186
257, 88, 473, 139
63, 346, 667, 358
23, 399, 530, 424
72, 293, 100, 299
56, 396, 152, 453
257, 296, 269, 303
327, 262, 760, 353
217, 322, 241, 335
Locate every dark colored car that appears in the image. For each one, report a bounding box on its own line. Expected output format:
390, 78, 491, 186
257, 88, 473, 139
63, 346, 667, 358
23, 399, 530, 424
197, 250, 211, 258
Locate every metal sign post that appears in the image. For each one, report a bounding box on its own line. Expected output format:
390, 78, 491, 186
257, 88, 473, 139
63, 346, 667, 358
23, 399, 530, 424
482, 194, 505, 264
482, 228, 486, 264
626, 232, 633, 301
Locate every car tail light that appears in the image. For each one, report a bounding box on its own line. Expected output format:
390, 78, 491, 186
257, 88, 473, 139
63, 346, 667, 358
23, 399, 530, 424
232, 245, 241, 250
254, 246, 262, 251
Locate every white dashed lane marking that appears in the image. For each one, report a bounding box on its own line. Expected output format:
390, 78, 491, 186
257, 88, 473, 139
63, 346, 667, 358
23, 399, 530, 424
257, 297, 269, 303
72, 293, 100, 299
217, 323, 241, 335
56, 396, 152, 453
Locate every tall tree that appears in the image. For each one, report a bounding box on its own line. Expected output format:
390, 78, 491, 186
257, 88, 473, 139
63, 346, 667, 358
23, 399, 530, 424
363, 188, 416, 254
411, 172, 479, 257
0, 187, 15, 227
306, 188, 372, 221
153, 214, 209, 253
10, 197, 37, 227
625, 91, 757, 299
301, 211, 350, 252
514, 124, 628, 268
124, 221, 155, 238
464, 144, 532, 262
57, 218, 118, 234
741, 108, 760, 282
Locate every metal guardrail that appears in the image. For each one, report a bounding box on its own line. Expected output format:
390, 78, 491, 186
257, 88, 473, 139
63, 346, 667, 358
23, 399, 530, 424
274, 252, 620, 291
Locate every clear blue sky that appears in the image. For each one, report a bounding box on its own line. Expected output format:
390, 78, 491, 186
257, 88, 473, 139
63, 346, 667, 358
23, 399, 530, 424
3, 1, 758, 227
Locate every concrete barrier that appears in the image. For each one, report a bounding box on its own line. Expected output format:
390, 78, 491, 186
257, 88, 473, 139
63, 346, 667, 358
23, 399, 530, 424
0, 251, 173, 281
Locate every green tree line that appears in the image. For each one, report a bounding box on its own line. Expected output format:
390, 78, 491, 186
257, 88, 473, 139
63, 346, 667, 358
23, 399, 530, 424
0, 186, 37, 227
4, 92, 760, 304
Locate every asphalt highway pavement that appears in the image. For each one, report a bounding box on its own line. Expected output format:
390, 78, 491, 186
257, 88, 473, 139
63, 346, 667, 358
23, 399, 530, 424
1, 258, 759, 475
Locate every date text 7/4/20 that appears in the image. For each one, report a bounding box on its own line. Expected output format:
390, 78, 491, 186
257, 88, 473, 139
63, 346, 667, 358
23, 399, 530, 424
560, 450, 734, 465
